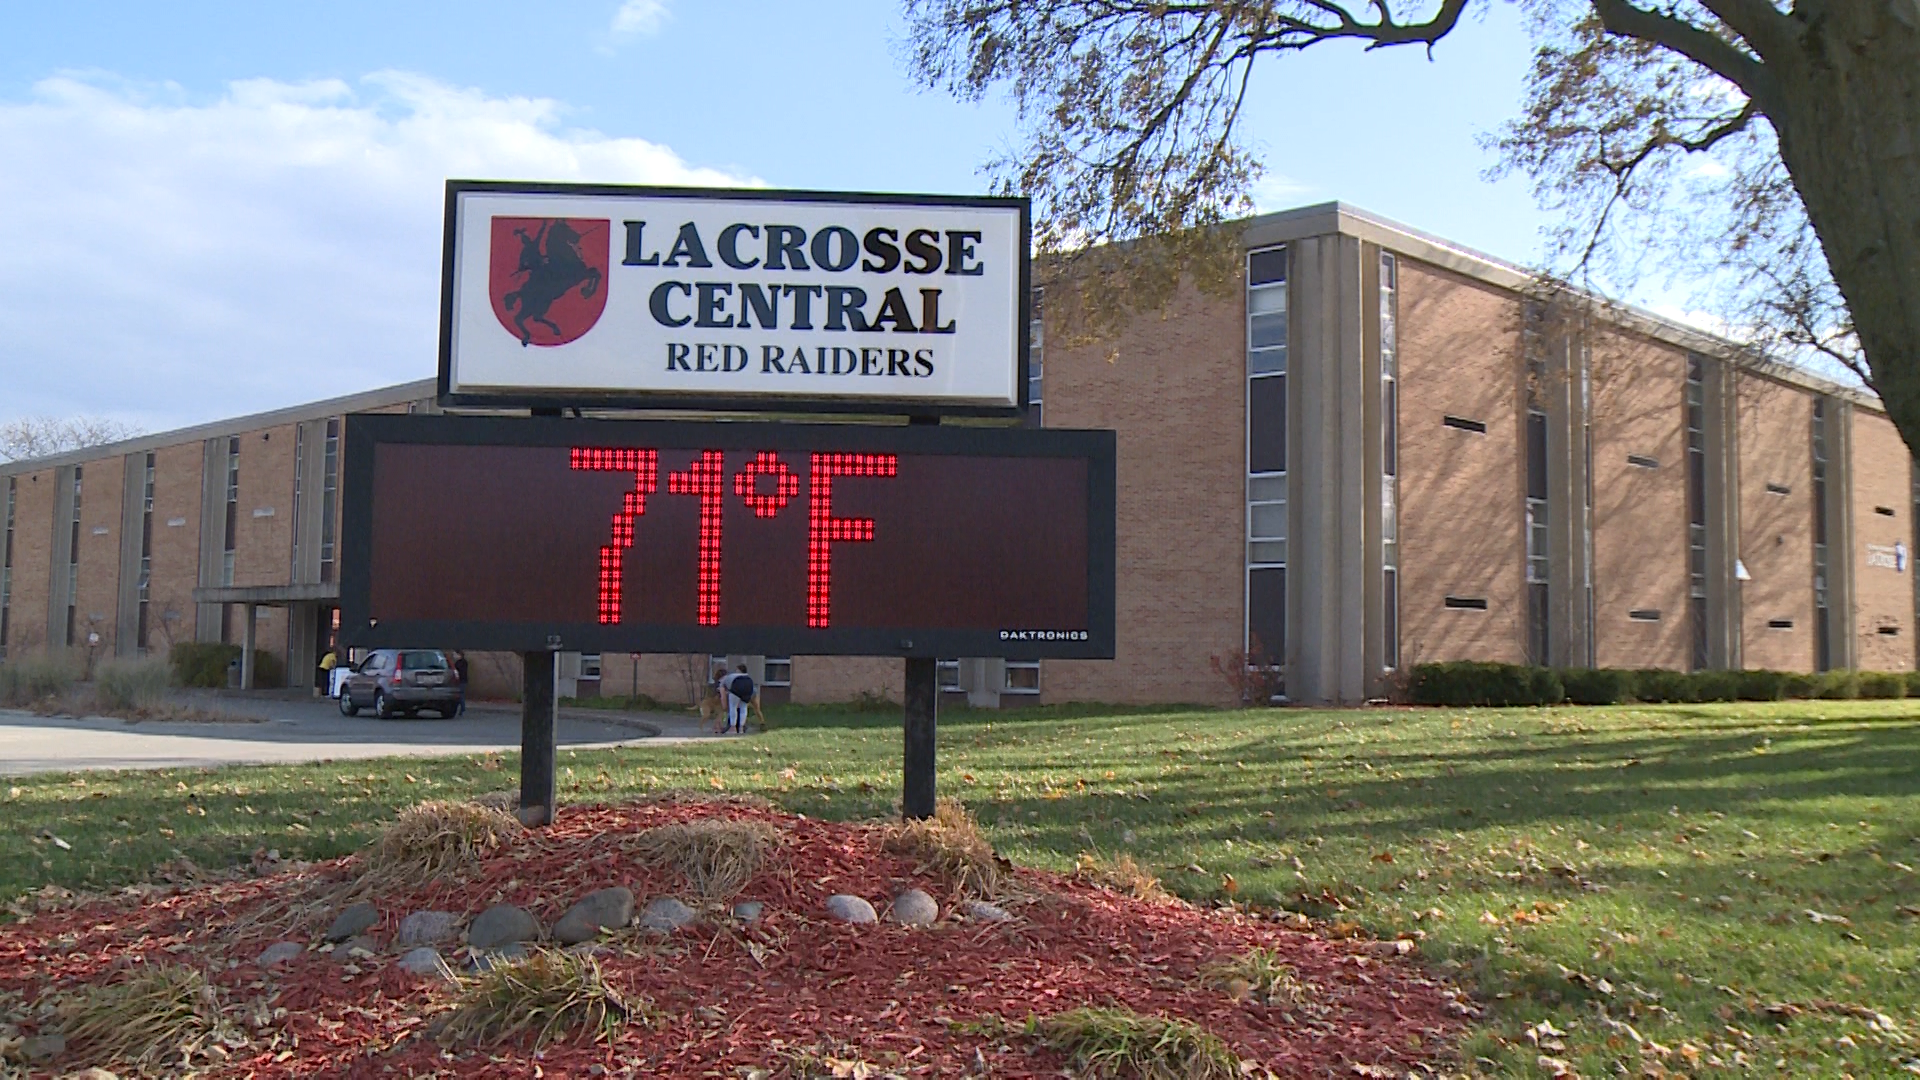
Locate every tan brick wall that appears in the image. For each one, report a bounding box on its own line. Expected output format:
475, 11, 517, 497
1394, 261, 1526, 665
1590, 329, 1689, 669
1041, 278, 1244, 707
72, 456, 124, 654
793, 655, 904, 705
1849, 408, 1914, 670
4, 469, 56, 656
1736, 376, 1815, 672
233, 424, 297, 590
148, 442, 205, 651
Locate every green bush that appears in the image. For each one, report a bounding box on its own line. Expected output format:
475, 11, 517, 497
1735, 669, 1791, 701
1557, 667, 1633, 706
94, 657, 173, 711
1813, 670, 1862, 700
0, 653, 81, 706
1690, 670, 1742, 703
1858, 671, 1907, 699
1907, 671, 1920, 698
1782, 672, 1819, 699
1629, 668, 1697, 704
167, 643, 284, 689
1409, 662, 1564, 707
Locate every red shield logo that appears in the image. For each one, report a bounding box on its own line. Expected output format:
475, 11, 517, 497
488, 217, 610, 347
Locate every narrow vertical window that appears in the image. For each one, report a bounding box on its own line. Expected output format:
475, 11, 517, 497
1812, 398, 1831, 671
1380, 252, 1399, 670
1523, 303, 1550, 666
0, 476, 14, 659
1685, 355, 1709, 669
66, 466, 82, 647
1027, 289, 1044, 428
290, 425, 305, 578
137, 452, 154, 651
1247, 245, 1288, 674
222, 437, 239, 588
320, 419, 339, 584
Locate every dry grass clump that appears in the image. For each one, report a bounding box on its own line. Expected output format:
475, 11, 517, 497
623, 818, 782, 902
54, 963, 236, 1070
436, 948, 636, 1049
1025, 1007, 1242, 1080
1199, 948, 1313, 1006
1074, 852, 1169, 902
361, 799, 521, 890
93, 657, 173, 711
883, 797, 1008, 900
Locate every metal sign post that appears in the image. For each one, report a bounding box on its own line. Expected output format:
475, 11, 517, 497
520, 650, 557, 825
902, 657, 938, 819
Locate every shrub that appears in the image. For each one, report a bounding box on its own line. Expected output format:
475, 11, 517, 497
1409, 662, 1564, 707
1734, 669, 1791, 701
95, 656, 173, 711
1907, 671, 1920, 698
1691, 670, 1742, 703
1629, 668, 1698, 704
438, 948, 634, 1049
168, 643, 284, 688
360, 800, 521, 890
1782, 672, 1820, 699
623, 818, 783, 902
1813, 670, 1862, 700
1025, 1007, 1242, 1080
0, 652, 80, 706
1558, 667, 1633, 706
1858, 671, 1907, 699
1208, 635, 1285, 707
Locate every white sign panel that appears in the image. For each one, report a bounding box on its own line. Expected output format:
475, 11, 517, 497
440, 181, 1029, 414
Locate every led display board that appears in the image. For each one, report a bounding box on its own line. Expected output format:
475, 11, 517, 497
338, 415, 1115, 658
439, 181, 1029, 416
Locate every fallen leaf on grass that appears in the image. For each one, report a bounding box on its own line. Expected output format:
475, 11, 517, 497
1805, 909, 1853, 926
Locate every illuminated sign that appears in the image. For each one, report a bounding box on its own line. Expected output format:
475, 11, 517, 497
338, 415, 1115, 658
439, 181, 1029, 416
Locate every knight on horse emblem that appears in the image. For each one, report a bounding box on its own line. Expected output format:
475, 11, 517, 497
500, 219, 605, 346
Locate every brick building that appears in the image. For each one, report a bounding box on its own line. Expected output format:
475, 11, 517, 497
1, 203, 1912, 707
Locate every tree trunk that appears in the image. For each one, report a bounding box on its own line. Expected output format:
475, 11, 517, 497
1766, 3, 1920, 452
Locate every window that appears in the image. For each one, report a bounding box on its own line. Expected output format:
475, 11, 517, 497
764, 656, 792, 688
1246, 245, 1288, 666
1629, 609, 1663, 622
1380, 252, 1399, 670
1524, 316, 1550, 666
1768, 618, 1795, 630
1442, 415, 1486, 434
0, 476, 13, 659
579, 653, 602, 681
320, 419, 340, 583
1003, 659, 1040, 694
137, 453, 154, 650
66, 467, 82, 647
1766, 482, 1792, 496
1812, 399, 1832, 671
936, 658, 962, 692
1027, 290, 1044, 427
1445, 596, 1489, 610
291, 426, 305, 577
1685, 356, 1709, 669
222, 437, 239, 587
1627, 454, 1660, 470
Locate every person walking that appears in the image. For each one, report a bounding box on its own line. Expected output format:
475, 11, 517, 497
452, 651, 470, 716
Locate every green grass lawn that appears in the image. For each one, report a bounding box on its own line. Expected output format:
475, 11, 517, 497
6, 699, 1919, 1076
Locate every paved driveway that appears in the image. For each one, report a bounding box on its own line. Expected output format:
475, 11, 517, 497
0, 692, 707, 776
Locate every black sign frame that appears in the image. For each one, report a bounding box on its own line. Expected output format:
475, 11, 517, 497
338, 414, 1115, 659
437, 180, 1032, 419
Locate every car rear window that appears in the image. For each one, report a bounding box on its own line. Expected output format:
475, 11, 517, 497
400, 650, 448, 670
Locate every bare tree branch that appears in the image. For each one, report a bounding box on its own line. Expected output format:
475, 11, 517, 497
1588, 0, 1777, 112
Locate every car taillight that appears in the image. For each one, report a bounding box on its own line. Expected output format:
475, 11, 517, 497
391, 657, 404, 686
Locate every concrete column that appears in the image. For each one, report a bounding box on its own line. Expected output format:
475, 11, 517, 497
287, 601, 317, 692
1287, 234, 1368, 705
115, 453, 144, 656
964, 658, 1004, 708
1703, 357, 1742, 668
47, 465, 76, 650
241, 604, 257, 689
292, 419, 328, 585
1826, 398, 1858, 669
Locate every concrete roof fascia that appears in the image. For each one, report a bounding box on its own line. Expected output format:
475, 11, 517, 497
1238, 201, 1882, 413
0, 379, 439, 477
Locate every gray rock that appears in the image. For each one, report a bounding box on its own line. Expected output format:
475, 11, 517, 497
467, 943, 527, 973
22, 1032, 65, 1061
635, 896, 697, 933
825, 894, 877, 924
397, 947, 452, 979
395, 910, 460, 948
325, 902, 379, 942
962, 899, 1012, 922
332, 936, 377, 962
255, 941, 305, 967
890, 889, 939, 926
468, 904, 540, 950
552, 887, 634, 944
731, 900, 765, 924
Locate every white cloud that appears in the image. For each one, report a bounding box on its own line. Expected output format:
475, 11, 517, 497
1248, 172, 1312, 213
0, 71, 751, 431
610, 0, 670, 38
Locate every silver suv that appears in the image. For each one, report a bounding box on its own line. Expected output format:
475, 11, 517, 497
338, 649, 461, 719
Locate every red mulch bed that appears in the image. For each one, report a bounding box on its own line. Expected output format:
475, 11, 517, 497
0, 798, 1470, 1077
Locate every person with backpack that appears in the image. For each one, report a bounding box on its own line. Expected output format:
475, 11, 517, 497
723, 664, 761, 734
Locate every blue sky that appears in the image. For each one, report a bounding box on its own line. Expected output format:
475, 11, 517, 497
0, 0, 1550, 432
